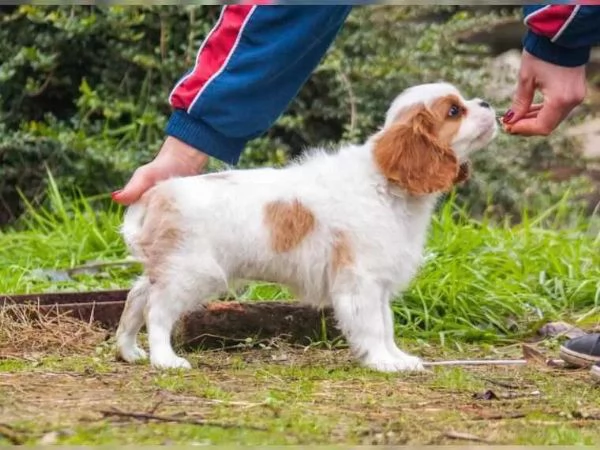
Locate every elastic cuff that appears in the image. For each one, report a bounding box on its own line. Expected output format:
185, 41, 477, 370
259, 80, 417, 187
523, 31, 590, 68
165, 110, 246, 165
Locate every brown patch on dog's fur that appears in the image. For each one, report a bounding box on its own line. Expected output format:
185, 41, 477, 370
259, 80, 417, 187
264, 199, 316, 253
136, 190, 182, 283
331, 229, 354, 273
374, 94, 467, 195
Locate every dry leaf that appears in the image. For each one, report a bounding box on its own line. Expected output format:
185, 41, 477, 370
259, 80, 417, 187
522, 344, 546, 366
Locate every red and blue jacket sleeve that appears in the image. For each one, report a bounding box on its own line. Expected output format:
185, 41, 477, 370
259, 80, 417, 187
523, 5, 600, 67
165, 5, 352, 165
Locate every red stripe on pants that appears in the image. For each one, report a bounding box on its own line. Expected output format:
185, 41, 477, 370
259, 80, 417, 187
526, 5, 577, 40
170, 5, 254, 110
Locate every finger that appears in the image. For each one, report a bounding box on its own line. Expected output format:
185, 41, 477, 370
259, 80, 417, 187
507, 103, 542, 124
505, 101, 567, 137
523, 110, 540, 120
112, 168, 155, 206
503, 108, 540, 133
505, 73, 536, 124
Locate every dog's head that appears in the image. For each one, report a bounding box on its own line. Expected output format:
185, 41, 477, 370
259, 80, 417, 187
373, 82, 497, 195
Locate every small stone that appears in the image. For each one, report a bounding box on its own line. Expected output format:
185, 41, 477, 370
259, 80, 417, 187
538, 321, 586, 339
39, 431, 59, 445
270, 353, 289, 362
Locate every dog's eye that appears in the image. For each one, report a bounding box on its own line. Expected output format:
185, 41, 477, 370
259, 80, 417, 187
448, 104, 461, 117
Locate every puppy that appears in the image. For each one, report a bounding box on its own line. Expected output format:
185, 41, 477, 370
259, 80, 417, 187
115, 82, 497, 372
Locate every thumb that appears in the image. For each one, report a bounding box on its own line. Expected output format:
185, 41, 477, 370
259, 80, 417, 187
505, 75, 536, 124
112, 167, 155, 206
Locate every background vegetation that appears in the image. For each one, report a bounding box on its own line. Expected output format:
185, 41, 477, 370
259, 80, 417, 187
1, 5, 599, 342
2, 8, 600, 445
1, 5, 597, 225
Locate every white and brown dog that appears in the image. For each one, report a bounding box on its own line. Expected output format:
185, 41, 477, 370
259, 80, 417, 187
115, 82, 497, 372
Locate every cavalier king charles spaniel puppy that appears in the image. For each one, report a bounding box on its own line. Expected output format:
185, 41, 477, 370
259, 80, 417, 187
116, 82, 497, 372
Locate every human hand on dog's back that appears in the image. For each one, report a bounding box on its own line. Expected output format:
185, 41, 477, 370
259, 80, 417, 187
112, 5, 600, 205
109, 6, 353, 206
111, 137, 208, 205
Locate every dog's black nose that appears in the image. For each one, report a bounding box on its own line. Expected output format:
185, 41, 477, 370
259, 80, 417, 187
478, 100, 491, 109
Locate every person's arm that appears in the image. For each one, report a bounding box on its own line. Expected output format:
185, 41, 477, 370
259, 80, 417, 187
522, 5, 600, 67
503, 5, 600, 136
113, 5, 352, 205
167, 4, 352, 165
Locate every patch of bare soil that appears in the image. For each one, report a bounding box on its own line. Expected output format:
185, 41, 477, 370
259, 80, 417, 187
2, 310, 600, 445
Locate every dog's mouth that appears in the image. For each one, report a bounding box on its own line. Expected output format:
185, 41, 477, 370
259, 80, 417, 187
473, 121, 497, 143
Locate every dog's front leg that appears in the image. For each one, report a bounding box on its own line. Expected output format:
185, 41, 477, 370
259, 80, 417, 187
379, 296, 424, 368
331, 279, 424, 372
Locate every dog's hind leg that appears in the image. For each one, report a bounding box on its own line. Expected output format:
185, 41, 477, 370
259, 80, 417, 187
145, 263, 226, 370
116, 276, 151, 363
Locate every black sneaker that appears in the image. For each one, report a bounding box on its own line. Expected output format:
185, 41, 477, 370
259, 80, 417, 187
559, 333, 600, 367
592, 362, 600, 383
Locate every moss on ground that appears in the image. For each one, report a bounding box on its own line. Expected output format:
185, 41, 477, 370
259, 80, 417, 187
1, 339, 600, 445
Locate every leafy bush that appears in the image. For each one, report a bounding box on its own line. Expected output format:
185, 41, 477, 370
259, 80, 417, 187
0, 5, 591, 225
0, 126, 115, 223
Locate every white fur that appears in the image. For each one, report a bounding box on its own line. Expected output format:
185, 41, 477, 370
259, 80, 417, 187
115, 82, 497, 371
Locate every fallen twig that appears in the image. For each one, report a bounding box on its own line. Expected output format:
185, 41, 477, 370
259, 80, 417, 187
67, 258, 140, 276
424, 358, 564, 367
337, 67, 357, 134
0, 423, 26, 445
479, 377, 525, 389
572, 410, 600, 420
425, 359, 527, 367
442, 430, 491, 443
148, 398, 165, 415
471, 412, 527, 420
473, 389, 541, 400
98, 408, 268, 432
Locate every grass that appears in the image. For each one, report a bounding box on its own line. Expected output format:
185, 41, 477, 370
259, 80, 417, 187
0, 303, 110, 359
1, 319, 600, 445
1, 183, 600, 444
401, 196, 600, 343
1, 178, 599, 343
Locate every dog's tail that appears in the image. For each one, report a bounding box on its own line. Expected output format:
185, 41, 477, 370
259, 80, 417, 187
120, 200, 148, 258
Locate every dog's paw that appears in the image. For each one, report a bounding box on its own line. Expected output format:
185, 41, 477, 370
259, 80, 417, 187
363, 354, 424, 372
151, 354, 192, 370
118, 345, 148, 363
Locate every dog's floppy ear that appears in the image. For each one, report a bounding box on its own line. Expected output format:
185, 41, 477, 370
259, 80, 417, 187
373, 106, 459, 195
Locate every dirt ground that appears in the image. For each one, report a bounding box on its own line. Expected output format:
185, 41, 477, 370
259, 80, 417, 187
1, 311, 600, 445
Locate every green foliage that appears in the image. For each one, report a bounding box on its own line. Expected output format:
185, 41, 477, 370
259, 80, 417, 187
396, 195, 600, 343
0, 5, 591, 224
0, 5, 211, 222
1, 182, 598, 342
